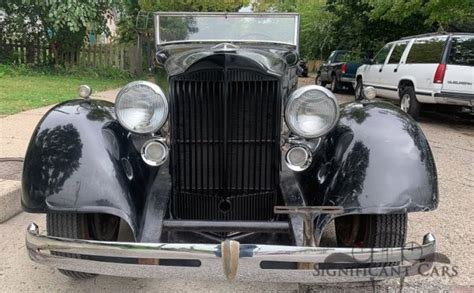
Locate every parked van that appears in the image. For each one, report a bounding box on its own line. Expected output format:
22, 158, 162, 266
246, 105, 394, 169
355, 33, 473, 119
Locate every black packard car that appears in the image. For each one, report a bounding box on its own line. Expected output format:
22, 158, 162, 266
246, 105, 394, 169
23, 12, 438, 283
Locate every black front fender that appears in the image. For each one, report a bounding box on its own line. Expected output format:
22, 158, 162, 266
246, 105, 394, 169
21, 99, 156, 236
299, 101, 438, 214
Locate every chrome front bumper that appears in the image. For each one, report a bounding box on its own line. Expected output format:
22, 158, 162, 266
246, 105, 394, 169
26, 223, 436, 283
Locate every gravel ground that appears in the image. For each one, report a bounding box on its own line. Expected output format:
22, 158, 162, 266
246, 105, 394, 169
0, 77, 472, 292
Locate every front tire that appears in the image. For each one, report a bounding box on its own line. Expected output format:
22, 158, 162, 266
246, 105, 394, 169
333, 214, 407, 267
47, 213, 120, 279
400, 86, 421, 120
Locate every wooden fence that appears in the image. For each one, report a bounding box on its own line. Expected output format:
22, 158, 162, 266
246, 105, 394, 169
0, 38, 50, 64
0, 38, 144, 75
306, 59, 324, 73
1, 35, 323, 75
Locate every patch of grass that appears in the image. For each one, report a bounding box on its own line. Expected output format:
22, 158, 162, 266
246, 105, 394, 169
0, 64, 133, 115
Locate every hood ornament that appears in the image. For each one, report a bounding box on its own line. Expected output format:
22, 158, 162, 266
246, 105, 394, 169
211, 43, 239, 53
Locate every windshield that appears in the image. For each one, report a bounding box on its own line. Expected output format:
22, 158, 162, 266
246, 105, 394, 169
155, 13, 299, 46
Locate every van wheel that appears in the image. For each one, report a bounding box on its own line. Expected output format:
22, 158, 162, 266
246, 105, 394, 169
47, 213, 120, 279
400, 86, 421, 120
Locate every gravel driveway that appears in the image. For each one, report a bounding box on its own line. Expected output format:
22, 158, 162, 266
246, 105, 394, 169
0, 77, 472, 292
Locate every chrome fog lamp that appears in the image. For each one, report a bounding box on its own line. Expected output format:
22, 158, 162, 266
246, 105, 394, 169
285, 85, 339, 138
285, 145, 312, 171
115, 81, 168, 134
78, 85, 92, 99
141, 139, 169, 166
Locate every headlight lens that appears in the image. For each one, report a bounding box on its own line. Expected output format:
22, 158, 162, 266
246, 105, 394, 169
285, 85, 339, 138
115, 81, 168, 134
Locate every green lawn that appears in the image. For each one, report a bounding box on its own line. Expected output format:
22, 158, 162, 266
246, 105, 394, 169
0, 75, 129, 115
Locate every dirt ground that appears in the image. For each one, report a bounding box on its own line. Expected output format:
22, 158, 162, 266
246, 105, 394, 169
0, 77, 473, 292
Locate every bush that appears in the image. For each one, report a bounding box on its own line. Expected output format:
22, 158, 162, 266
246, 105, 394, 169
0, 63, 133, 80
0, 50, 19, 64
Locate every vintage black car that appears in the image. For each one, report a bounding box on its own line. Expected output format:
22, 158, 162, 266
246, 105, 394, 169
23, 12, 438, 283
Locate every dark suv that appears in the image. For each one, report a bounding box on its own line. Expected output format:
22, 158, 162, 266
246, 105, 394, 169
316, 50, 362, 92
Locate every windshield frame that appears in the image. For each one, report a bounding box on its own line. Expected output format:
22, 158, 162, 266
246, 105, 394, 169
154, 12, 300, 49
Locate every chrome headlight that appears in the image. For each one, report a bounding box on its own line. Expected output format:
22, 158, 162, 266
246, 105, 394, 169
285, 85, 339, 138
115, 81, 168, 134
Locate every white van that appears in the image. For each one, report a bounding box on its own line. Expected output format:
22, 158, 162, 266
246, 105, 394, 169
355, 33, 474, 119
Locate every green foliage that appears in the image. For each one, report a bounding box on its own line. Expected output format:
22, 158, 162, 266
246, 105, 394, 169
323, 0, 473, 59
138, 0, 249, 12
54, 65, 133, 80
116, 0, 141, 43
153, 67, 169, 95
0, 63, 132, 80
117, 0, 250, 42
251, 0, 297, 12
366, 0, 474, 30
0, 64, 28, 77
325, 0, 431, 58
0, 0, 119, 54
4, 0, 471, 65
297, 0, 335, 60
251, 0, 472, 60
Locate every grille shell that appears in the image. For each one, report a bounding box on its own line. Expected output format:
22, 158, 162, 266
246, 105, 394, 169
170, 69, 281, 221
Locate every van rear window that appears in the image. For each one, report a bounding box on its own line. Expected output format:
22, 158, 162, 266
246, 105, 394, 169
406, 37, 447, 64
449, 36, 474, 66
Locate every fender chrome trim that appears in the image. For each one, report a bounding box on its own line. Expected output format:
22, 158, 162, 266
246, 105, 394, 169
26, 223, 436, 283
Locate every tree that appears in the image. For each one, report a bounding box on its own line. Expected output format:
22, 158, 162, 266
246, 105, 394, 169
117, 0, 251, 42
251, 0, 472, 60
116, 0, 141, 43
297, 1, 335, 59
366, 0, 474, 31
325, 0, 432, 58
0, 0, 119, 60
112, 0, 472, 61
138, 0, 249, 12
252, 0, 336, 59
